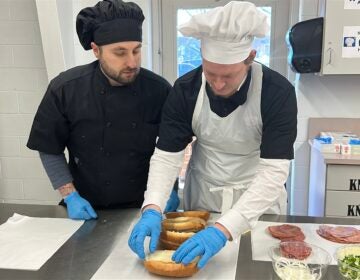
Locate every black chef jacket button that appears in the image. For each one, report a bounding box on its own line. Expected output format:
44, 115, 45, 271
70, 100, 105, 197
105, 181, 110, 186
100, 89, 105, 95
129, 152, 135, 156
130, 179, 136, 183
106, 152, 111, 157
131, 122, 137, 128
100, 147, 104, 151
133, 91, 137, 96
106, 121, 112, 127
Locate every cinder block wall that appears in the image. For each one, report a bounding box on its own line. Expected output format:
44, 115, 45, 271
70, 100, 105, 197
0, 0, 61, 204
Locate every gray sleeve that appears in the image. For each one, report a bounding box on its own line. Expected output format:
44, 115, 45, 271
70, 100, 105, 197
39, 152, 73, 190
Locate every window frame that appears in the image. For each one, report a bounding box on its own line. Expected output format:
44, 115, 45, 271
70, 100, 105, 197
154, 0, 291, 84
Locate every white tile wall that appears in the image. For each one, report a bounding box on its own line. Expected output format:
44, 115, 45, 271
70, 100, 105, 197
13, 45, 45, 68
0, 69, 16, 90
0, 69, 38, 91
0, 179, 23, 199
0, 45, 12, 66
0, 0, 54, 205
0, 92, 18, 113
0, 21, 38, 45
0, 115, 27, 136
0, 137, 20, 157
0, 158, 23, 178
9, 0, 37, 21
23, 179, 61, 201
21, 157, 48, 179
0, 157, 47, 181
0, 0, 10, 21
32, 19, 42, 45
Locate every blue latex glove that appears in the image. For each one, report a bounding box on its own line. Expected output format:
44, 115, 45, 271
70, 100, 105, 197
128, 209, 162, 259
64, 191, 97, 220
164, 190, 180, 213
172, 226, 227, 269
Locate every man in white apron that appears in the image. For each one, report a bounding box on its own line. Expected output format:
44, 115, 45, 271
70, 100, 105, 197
129, 1, 297, 269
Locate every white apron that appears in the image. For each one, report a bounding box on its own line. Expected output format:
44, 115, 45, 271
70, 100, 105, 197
183, 62, 286, 214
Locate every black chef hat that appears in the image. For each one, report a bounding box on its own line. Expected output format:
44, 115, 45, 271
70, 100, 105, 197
76, 0, 145, 50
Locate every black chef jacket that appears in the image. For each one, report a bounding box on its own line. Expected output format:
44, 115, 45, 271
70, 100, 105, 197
156, 64, 297, 160
27, 61, 171, 208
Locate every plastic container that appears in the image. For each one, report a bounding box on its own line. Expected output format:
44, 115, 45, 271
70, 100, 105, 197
335, 245, 360, 280
268, 241, 332, 280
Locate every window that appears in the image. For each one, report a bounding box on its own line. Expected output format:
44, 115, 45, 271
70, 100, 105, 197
160, 0, 290, 84
177, 7, 272, 77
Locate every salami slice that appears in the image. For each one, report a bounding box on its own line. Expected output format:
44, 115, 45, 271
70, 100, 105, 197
280, 241, 312, 260
317, 225, 360, 244
268, 224, 305, 241
329, 226, 359, 238
280, 231, 306, 242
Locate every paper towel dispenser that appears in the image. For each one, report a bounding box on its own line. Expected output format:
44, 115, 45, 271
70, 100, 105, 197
286, 17, 324, 73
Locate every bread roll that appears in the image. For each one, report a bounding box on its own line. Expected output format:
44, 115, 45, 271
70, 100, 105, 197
159, 237, 182, 250
161, 230, 195, 243
162, 217, 206, 232
159, 231, 195, 250
165, 210, 210, 221
144, 250, 198, 277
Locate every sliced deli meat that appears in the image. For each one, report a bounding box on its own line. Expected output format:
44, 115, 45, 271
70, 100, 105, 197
317, 225, 360, 244
329, 226, 359, 238
268, 224, 306, 242
280, 241, 312, 260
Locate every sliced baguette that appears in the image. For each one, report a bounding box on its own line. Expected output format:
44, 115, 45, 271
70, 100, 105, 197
159, 231, 195, 250
161, 230, 195, 243
159, 238, 182, 250
144, 250, 198, 277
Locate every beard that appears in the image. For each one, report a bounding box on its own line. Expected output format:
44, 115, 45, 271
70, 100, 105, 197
99, 60, 140, 85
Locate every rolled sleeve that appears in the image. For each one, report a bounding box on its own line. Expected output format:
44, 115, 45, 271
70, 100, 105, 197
217, 159, 290, 240
142, 148, 185, 211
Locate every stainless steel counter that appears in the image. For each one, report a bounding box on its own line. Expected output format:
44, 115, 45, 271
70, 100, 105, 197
0, 203, 358, 280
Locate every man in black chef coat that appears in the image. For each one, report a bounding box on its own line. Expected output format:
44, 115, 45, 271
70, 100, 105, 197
27, 0, 178, 220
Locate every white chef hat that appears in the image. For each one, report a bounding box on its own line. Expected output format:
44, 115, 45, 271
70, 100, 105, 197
178, 1, 269, 64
